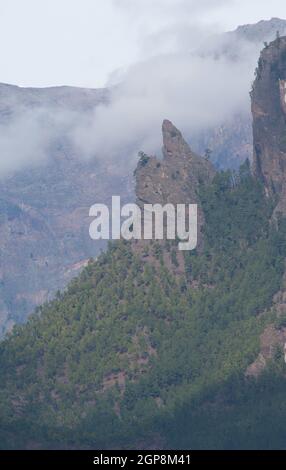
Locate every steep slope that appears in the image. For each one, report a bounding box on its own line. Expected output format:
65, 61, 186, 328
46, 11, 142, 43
0, 158, 132, 335
192, 18, 286, 169
225, 17, 286, 45
252, 36, 286, 207
1, 19, 286, 336
0, 84, 133, 336
1, 111, 286, 449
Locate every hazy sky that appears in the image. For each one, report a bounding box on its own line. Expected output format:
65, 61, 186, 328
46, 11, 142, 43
0, 0, 285, 88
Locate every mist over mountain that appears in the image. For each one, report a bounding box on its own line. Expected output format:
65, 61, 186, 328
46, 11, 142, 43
0, 84, 109, 174
72, 17, 286, 169
2, 33, 286, 449
1, 18, 286, 175
0, 18, 286, 337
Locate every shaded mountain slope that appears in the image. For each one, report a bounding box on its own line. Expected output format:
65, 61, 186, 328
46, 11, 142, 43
1, 126, 286, 448
3, 37, 286, 448
0, 84, 132, 336
252, 36, 286, 208
3, 33, 286, 452
1, 19, 286, 336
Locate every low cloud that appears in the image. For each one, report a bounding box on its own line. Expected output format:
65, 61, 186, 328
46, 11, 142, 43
0, 12, 283, 176
112, 0, 231, 26
71, 34, 261, 166
0, 104, 82, 176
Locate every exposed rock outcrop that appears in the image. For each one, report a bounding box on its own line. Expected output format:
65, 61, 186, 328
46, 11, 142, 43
247, 41, 286, 377
252, 36, 286, 210
136, 120, 215, 206
2, 19, 286, 336
135, 120, 216, 246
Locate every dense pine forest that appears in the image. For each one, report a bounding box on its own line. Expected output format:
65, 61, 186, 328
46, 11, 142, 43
1, 162, 286, 449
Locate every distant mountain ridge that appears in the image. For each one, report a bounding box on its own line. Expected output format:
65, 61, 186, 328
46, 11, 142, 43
230, 17, 286, 42
0, 82, 108, 110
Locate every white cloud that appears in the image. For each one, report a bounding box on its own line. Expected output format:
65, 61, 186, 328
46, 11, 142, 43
0, 105, 81, 175
0, 0, 285, 88
0, 1, 285, 175
71, 44, 254, 166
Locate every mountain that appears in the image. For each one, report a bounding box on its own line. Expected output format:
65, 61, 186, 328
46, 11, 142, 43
2, 37, 286, 449
1, 18, 286, 338
0, 84, 133, 335
192, 18, 286, 169
252, 35, 286, 209
0, 83, 108, 113
228, 17, 286, 43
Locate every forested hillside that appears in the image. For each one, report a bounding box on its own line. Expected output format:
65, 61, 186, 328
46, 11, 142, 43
1, 18, 286, 338
1, 165, 286, 449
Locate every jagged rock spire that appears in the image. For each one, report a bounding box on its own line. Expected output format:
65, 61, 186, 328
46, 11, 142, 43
162, 119, 191, 160
135, 120, 216, 246
135, 119, 215, 206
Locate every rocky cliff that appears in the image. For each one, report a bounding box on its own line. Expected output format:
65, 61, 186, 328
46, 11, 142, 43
135, 120, 215, 245
1, 19, 286, 336
0, 84, 133, 336
252, 36, 286, 209
1, 120, 286, 450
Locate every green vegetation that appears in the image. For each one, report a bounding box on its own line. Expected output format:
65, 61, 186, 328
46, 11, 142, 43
1, 164, 286, 449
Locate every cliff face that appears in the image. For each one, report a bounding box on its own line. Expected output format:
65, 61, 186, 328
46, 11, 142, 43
0, 158, 132, 336
252, 36, 286, 208
0, 84, 132, 337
